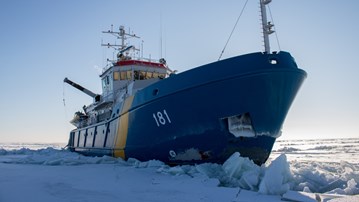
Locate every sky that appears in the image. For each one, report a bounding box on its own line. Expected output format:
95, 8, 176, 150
0, 0, 358, 143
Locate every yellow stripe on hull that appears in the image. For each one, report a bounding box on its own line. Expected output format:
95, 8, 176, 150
113, 96, 134, 158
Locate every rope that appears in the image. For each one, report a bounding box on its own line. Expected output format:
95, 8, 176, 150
218, 0, 249, 61
63, 82, 71, 137
268, 5, 281, 51
63, 82, 66, 107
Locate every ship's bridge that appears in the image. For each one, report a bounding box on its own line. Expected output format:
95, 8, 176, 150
100, 58, 171, 101
98, 25, 173, 102
114, 59, 168, 80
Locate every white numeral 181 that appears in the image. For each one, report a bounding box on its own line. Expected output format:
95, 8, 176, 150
153, 109, 171, 127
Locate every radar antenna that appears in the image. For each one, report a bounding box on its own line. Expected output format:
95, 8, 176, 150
101, 25, 140, 53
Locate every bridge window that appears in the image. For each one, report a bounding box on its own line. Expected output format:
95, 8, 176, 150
119, 70, 166, 81
140, 71, 146, 80
127, 71, 132, 80
158, 73, 165, 79
113, 72, 120, 80
104, 75, 110, 85
102, 75, 112, 91
118, 71, 134, 80
134, 71, 139, 80
144, 72, 151, 79
120, 71, 127, 80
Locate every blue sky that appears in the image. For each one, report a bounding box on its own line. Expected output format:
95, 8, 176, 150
0, 0, 358, 143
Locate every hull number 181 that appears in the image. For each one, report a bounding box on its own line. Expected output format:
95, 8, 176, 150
153, 109, 171, 127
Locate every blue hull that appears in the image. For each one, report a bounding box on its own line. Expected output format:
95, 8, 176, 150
68, 51, 306, 165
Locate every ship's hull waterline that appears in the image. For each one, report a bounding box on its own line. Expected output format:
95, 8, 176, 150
67, 52, 306, 165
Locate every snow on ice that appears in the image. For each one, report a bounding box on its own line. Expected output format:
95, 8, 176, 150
0, 138, 358, 202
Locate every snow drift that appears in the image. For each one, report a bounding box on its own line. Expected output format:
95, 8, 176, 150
1, 139, 359, 201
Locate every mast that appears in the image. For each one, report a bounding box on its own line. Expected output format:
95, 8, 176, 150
102, 25, 140, 53
260, 0, 275, 54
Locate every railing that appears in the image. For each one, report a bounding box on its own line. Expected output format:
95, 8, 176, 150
102, 56, 165, 73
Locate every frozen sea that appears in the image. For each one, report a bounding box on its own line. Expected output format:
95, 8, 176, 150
0, 138, 358, 202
